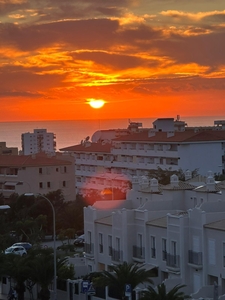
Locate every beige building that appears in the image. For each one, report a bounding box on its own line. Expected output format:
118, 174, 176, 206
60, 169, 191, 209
0, 142, 18, 155
0, 152, 75, 202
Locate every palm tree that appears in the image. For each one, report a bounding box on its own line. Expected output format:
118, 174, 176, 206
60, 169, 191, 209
2, 254, 30, 300
27, 247, 69, 300
139, 283, 190, 300
93, 262, 156, 300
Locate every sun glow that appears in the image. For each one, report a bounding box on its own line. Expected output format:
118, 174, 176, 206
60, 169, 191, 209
87, 99, 105, 109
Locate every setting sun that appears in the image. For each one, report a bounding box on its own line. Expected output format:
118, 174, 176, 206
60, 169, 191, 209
87, 99, 105, 109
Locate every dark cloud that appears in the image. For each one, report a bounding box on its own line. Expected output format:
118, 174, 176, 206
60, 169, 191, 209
0, 90, 41, 98
132, 77, 225, 95
72, 51, 158, 70
0, 19, 120, 51
0, 1, 29, 17
0, 65, 66, 91
156, 30, 225, 67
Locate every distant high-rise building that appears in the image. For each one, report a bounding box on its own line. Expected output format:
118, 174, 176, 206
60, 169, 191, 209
21, 129, 56, 155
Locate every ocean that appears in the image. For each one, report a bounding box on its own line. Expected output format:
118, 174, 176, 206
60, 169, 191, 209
0, 116, 225, 151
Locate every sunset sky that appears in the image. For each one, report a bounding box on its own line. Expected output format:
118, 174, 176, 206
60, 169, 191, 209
1, 0, 225, 121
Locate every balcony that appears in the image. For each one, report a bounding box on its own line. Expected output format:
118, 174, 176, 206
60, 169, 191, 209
84, 243, 94, 257
112, 249, 123, 262
108, 246, 113, 257
166, 254, 180, 273
162, 250, 167, 261
133, 246, 145, 262
151, 248, 156, 259
188, 250, 203, 269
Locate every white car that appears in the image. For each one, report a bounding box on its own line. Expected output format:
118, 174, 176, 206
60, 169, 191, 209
5, 245, 27, 256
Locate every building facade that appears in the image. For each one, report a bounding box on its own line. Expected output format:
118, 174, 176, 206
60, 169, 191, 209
0, 152, 75, 202
60, 117, 225, 196
83, 172, 225, 298
21, 129, 56, 155
0, 142, 18, 155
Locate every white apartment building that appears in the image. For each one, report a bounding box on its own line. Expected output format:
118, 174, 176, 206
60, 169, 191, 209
0, 152, 75, 202
83, 172, 225, 298
60, 117, 225, 196
21, 129, 56, 155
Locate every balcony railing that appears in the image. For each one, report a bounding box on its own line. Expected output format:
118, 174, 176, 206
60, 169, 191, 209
151, 248, 156, 258
133, 246, 145, 259
108, 246, 113, 257
112, 249, 123, 262
166, 254, 180, 269
188, 250, 202, 266
84, 243, 94, 255
162, 250, 167, 261
99, 244, 103, 253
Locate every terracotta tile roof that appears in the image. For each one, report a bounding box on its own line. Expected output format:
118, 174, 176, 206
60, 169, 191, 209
217, 180, 225, 189
113, 129, 225, 143
95, 215, 112, 225
60, 143, 111, 153
146, 216, 167, 228
139, 185, 163, 193
0, 154, 71, 167
194, 185, 221, 193
162, 181, 195, 190
204, 219, 225, 231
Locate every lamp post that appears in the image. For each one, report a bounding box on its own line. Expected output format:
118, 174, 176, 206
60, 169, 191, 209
25, 193, 57, 300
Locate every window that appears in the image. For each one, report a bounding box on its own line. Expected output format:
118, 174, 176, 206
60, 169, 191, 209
116, 237, 120, 252
208, 239, 215, 265
223, 242, 225, 267
138, 234, 143, 256
47, 182, 51, 188
108, 235, 112, 256
62, 181, 66, 187
64, 166, 67, 173
39, 168, 42, 174
162, 238, 167, 261
151, 236, 156, 258
39, 182, 43, 188
56, 168, 59, 172
99, 233, 103, 253
171, 241, 177, 257
88, 231, 92, 244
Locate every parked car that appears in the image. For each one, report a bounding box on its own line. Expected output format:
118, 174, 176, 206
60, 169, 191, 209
5, 245, 27, 256
74, 234, 85, 247
12, 242, 32, 251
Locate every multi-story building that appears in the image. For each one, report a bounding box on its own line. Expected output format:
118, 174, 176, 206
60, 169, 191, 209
0, 142, 18, 155
83, 171, 225, 298
21, 129, 56, 155
0, 152, 75, 202
60, 117, 225, 196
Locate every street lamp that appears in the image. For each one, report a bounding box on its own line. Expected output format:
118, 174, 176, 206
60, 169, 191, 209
25, 193, 57, 300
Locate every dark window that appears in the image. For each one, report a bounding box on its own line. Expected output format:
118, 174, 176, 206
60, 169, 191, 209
39, 182, 43, 188
47, 182, 51, 188
39, 168, 42, 174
